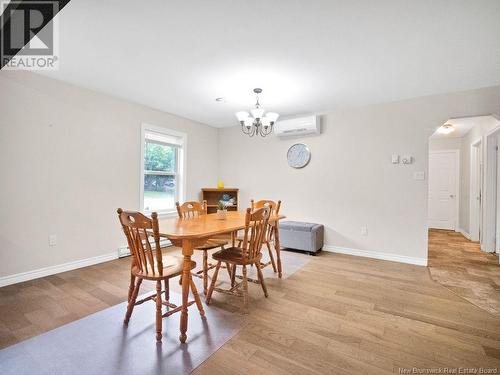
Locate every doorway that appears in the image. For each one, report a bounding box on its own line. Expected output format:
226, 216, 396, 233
428, 150, 459, 230
428, 116, 500, 316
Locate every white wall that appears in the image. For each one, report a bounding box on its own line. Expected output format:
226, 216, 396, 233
429, 137, 462, 151
2, 72, 500, 281
0, 71, 218, 279
218, 86, 500, 265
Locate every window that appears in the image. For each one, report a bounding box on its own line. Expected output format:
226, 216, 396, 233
140, 124, 186, 214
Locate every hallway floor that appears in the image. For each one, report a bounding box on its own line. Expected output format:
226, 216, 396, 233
428, 229, 500, 316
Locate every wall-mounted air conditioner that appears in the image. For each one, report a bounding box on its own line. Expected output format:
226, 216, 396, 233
274, 115, 320, 138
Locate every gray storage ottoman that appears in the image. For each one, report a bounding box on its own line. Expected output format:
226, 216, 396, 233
279, 221, 324, 255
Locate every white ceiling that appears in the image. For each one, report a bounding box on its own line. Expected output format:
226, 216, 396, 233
430, 115, 494, 139
41, 0, 500, 127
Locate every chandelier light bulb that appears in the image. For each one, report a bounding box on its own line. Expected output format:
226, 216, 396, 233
243, 117, 253, 127
266, 112, 279, 123
236, 111, 249, 122
250, 107, 265, 119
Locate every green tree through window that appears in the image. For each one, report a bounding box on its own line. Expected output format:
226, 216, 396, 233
142, 126, 184, 212
144, 142, 175, 172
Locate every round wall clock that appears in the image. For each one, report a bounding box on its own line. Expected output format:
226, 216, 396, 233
287, 143, 311, 168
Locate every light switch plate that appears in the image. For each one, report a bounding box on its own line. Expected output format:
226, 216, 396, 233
413, 171, 425, 180
49, 234, 57, 246
391, 154, 400, 164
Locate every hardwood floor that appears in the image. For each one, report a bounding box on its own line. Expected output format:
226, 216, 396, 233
428, 229, 500, 316
1, 237, 500, 374
0, 247, 302, 349
0, 255, 135, 349
193, 252, 500, 374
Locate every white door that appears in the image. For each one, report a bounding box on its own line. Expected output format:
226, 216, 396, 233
428, 150, 459, 230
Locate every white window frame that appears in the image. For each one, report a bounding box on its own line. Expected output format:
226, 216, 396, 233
140, 123, 187, 216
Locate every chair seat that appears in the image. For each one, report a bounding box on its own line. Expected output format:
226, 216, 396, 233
195, 238, 228, 251
212, 247, 259, 265
132, 255, 196, 280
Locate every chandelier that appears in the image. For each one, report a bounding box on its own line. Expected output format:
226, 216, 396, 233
235, 88, 279, 137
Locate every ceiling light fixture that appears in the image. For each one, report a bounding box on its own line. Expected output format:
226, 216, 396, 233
438, 123, 455, 135
235, 88, 279, 137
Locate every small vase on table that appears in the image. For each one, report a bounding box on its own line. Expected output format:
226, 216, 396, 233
216, 201, 227, 220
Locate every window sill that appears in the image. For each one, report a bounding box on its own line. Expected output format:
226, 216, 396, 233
142, 210, 178, 219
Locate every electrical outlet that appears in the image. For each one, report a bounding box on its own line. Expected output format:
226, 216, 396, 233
360, 225, 368, 236
49, 234, 57, 246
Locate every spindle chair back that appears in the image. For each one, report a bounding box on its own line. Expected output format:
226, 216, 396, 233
118, 209, 163, 276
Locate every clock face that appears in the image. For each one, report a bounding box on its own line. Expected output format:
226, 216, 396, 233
287, 143, 311, 168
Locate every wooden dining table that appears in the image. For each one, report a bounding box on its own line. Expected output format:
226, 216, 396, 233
158, 210, 286, 343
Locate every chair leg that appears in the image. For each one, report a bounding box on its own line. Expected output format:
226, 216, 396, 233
266, 241, 277, 273
225, 262, 232, 279
206, 261, 221, 304
128, 273, 136, 302
202, 250, 209, 295
231, 264, 236, 287
155, 280, 162, 342
124, 278, 142, 324
190, 278, 205, 317
242, 265, 249, 313
164, 279, 169, 302
255, 261, 268, 297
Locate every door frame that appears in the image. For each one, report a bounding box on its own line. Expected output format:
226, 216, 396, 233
483, 124, 500, 253
470, 139, 482, 241
428, 149, 460, 231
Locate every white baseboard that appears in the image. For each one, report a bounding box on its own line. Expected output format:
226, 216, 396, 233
0, 252, 118, 288
457, 228, 471, 240
322, 245, 427, 266
1, 239, 175, 288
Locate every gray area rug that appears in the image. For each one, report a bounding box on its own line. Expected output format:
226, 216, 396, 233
0, 292, 243, 375
0, 251, 310, 375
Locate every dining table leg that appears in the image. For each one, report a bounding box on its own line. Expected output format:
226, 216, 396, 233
274, 223, 283, 278
231, 230, 236, 247
179, 239, 194, 343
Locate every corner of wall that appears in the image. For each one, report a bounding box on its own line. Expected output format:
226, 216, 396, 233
216, 127, 222, 181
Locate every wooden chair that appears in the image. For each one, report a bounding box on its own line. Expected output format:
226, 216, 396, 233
176, 201, 230, 295
237, 199, 281, 273
206, 207, 271, 313
117, 208, 204, 342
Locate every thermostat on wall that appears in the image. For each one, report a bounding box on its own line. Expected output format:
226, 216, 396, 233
401, 156, 413, 164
